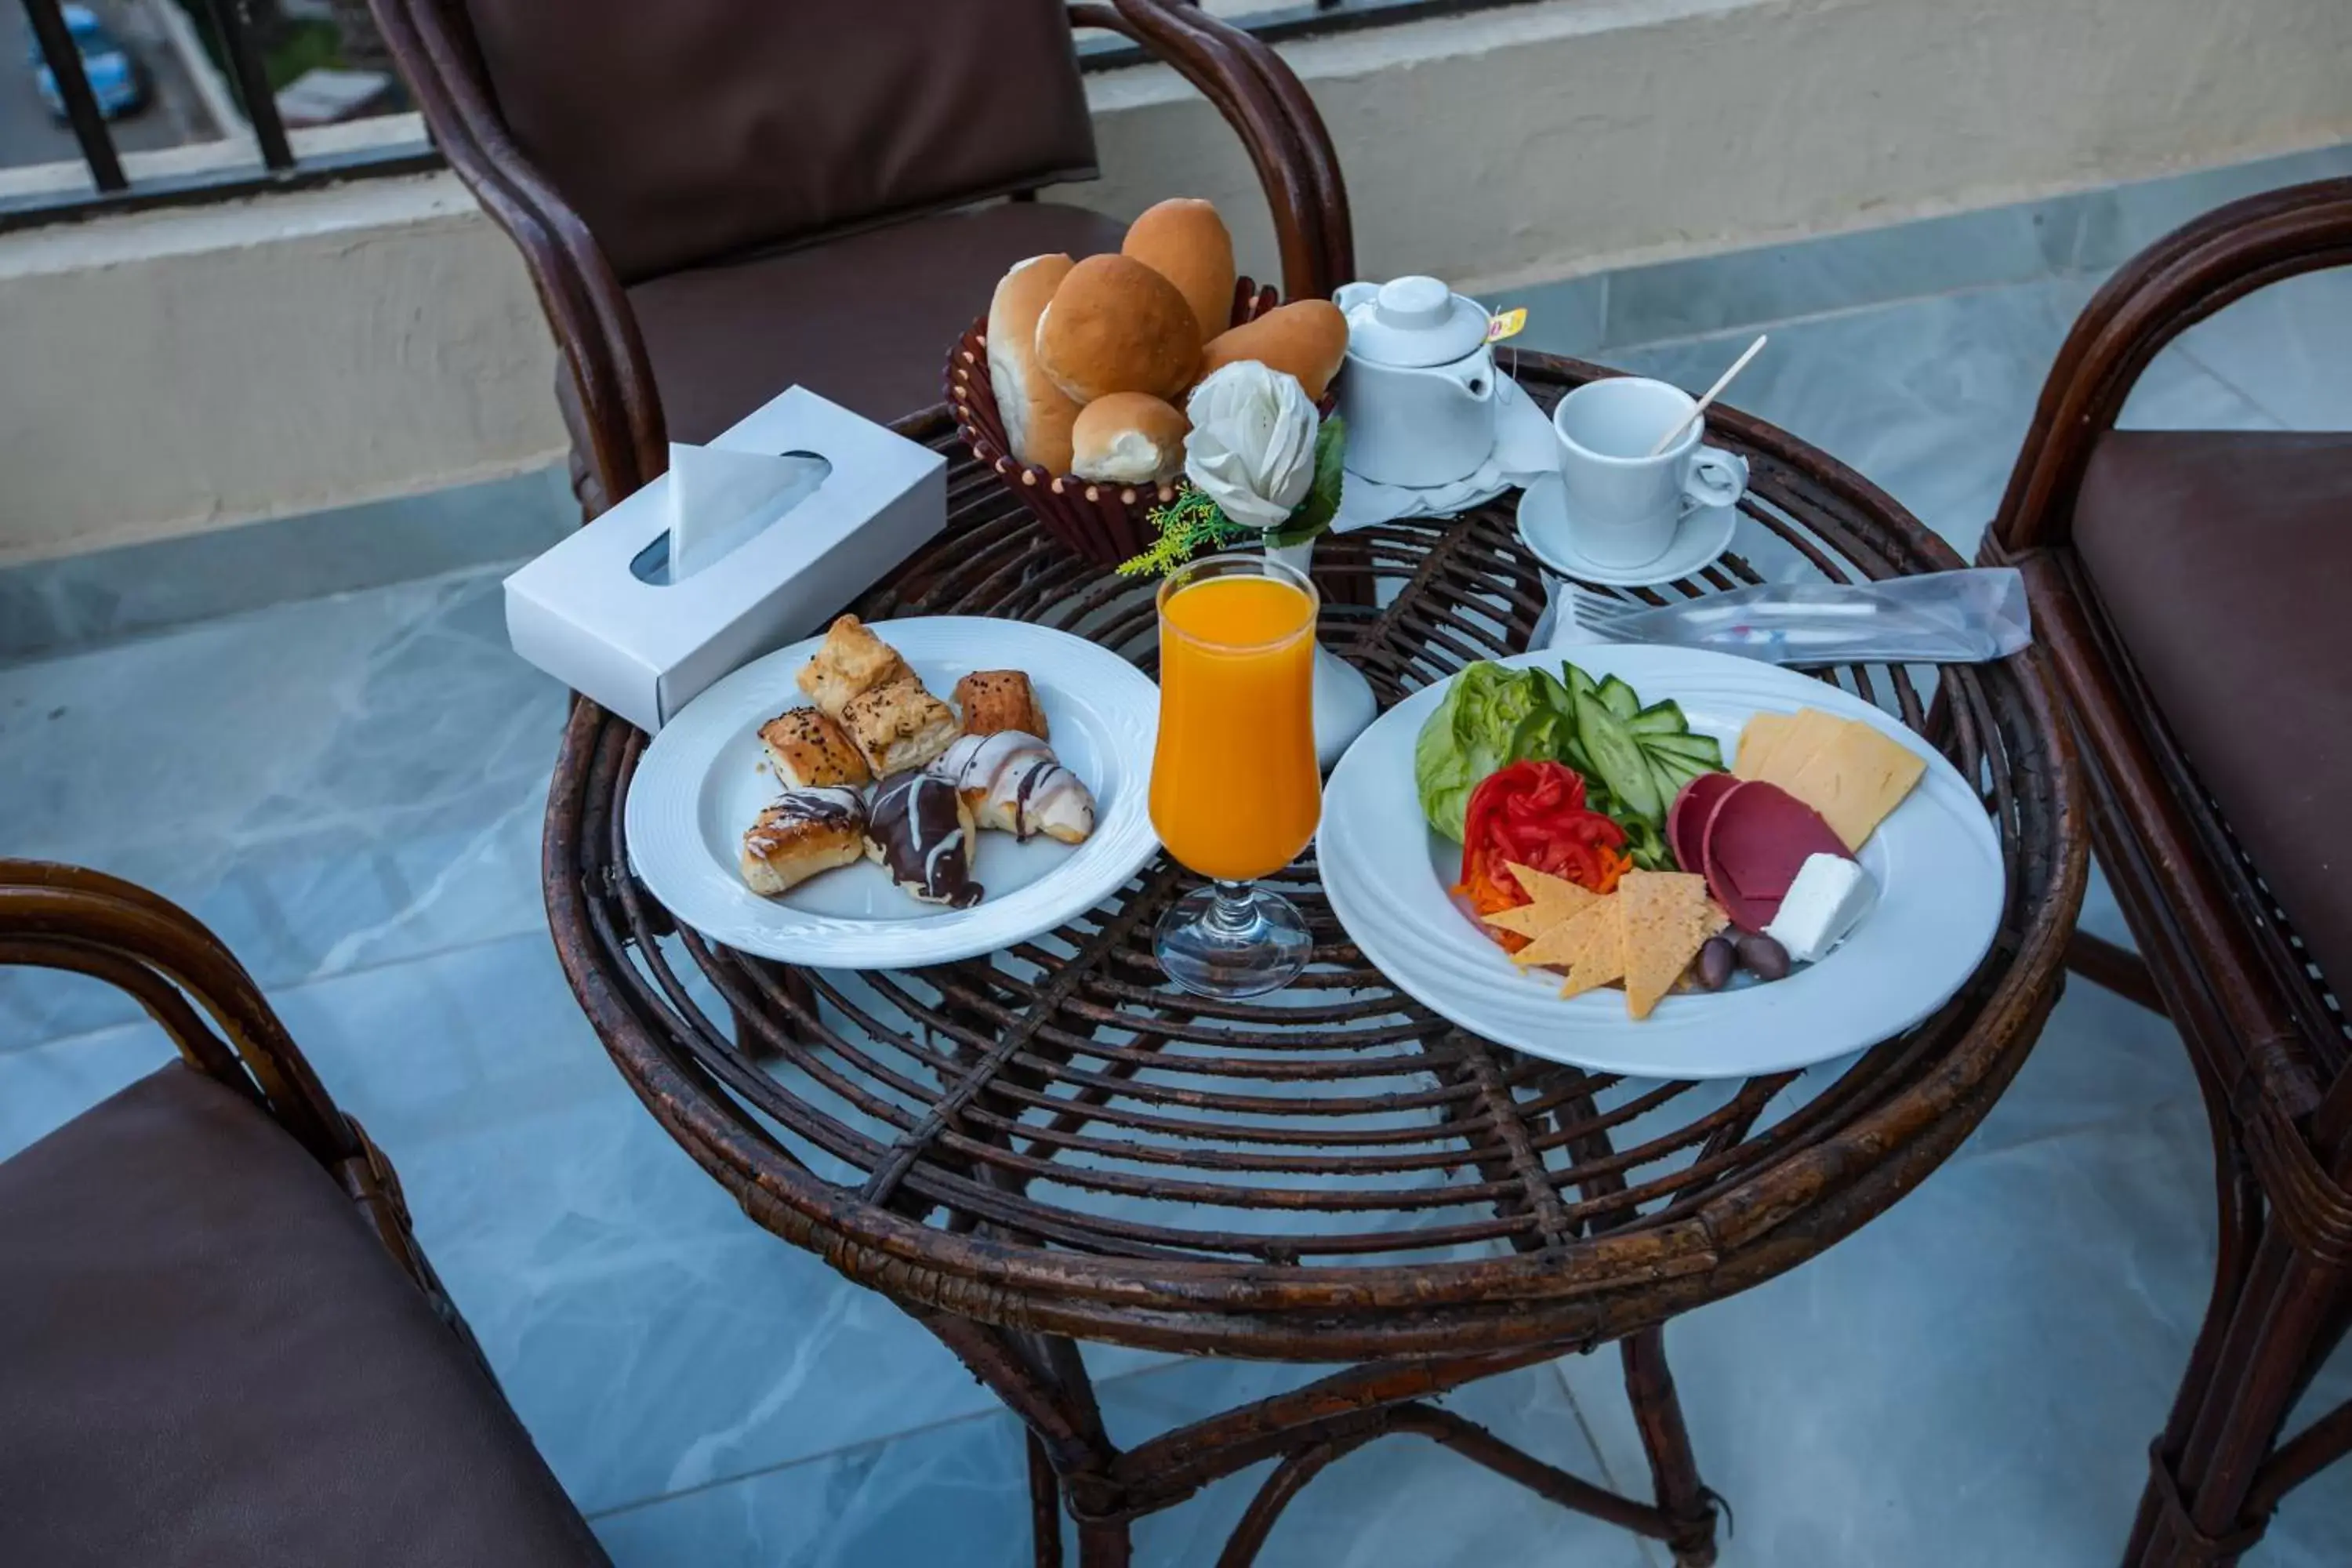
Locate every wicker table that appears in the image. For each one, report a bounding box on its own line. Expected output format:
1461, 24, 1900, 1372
543, 351, 2084, 1567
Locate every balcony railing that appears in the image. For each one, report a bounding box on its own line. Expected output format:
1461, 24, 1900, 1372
5, 0, 1536, 235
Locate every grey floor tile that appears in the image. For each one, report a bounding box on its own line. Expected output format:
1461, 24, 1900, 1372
0, 567, 566, 1051
1498, 272, 1609, 358
1553, 978, 2352, 1566
0, 463, 572, 663
597, 1353, 1651, 1568
2073, 145, 2352, 274
592, 1404, 1040, 1568
2169, 268, 2352, 432
1600, 199, 2082, 351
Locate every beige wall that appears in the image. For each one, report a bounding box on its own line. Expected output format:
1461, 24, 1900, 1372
5, 0, 2350, 564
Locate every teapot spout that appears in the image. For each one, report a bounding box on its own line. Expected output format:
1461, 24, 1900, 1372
1447, 358, 1497, 403
1334, 280, 1381, 313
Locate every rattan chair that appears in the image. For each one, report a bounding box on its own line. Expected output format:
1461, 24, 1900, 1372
0, 862, 607, 1567
1982, 177, 2352, 1567
368, 0, 1354, 517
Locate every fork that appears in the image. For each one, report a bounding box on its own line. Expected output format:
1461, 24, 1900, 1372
1563, 583, 1876, 646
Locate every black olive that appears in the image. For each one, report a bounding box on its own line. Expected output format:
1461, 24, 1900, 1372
1695, 936, 1735, 991
1737, 932, 1791, 981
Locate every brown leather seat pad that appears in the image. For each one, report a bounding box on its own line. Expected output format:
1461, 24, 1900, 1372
0, 1065, 606, 1567
2073, 429, 2352, 994
466, 0, 1096, 284
618, 199, 1131, 446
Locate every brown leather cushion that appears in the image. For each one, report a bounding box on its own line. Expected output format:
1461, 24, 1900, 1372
0, 1065, 606, 1568
619, 198, 1130, 447
2074, 430, 2352, 993
466, 0, 1097, 283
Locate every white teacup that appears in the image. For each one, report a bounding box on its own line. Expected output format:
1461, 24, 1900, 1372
1551, 378, 1748, 569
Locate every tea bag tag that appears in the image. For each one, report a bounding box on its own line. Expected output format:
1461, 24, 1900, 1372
666, 442, 829, 580
1486, 308, 1528, 344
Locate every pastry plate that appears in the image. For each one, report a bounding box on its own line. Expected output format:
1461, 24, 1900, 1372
1317, 644, 2005, 1080
627, 618, 1161, 967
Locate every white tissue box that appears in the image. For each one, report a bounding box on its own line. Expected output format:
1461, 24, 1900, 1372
504, 387, 947, 731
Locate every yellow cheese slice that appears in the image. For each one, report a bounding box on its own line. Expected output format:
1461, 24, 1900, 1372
1731, 712, 1801, 781
1769, 714, 1929, 850
1618, 871, 1726, 1019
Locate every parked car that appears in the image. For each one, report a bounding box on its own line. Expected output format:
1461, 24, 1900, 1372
27, 5, 146, 120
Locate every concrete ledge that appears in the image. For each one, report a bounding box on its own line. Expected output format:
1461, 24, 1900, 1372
4, 0, 2350, 564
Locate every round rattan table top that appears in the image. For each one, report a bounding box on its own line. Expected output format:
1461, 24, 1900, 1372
543, 352, 2084, 1363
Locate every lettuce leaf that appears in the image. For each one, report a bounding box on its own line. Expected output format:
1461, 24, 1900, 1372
1414, 662, 1577, 840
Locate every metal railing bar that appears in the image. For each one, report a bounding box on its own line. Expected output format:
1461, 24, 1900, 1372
198, 0, 296, 171
5, 0, 1512, 230
1076, 0, 1547, 70
0, 140, 441, 236
21, 0, 129, 191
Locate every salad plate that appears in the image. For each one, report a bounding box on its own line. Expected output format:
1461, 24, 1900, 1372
1318, 644, 2005, 1079
628, 618, 1160, 967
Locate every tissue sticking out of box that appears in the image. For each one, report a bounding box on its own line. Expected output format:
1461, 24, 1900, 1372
659, 442, 833, 583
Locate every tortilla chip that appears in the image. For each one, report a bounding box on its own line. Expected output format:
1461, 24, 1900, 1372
1617, 871, 1727, 1019
1484, 862, 1602, 940
1552, 902, 1629, 999
1507, 862, 1599, 920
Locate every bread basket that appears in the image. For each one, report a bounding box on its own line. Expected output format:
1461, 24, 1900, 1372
947, 277, 1321, 570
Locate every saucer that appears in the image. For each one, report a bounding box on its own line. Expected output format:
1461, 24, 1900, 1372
1515, 474, 1737, 587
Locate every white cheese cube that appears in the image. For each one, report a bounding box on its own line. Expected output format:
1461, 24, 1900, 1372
1762, 854, 1877, 964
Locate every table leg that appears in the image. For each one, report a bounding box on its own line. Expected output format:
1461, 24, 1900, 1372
1623, 1327, 1721, 1567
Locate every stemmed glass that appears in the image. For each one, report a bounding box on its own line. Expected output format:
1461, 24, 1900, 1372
1148, 552, 1322, 998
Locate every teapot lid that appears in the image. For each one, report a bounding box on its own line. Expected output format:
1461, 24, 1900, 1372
1341, 276, 1491, 368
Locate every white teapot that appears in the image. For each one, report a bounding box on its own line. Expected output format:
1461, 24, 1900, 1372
1333, 276, 1499, 488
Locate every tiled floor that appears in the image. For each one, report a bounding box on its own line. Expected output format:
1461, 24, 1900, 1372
5, 148, 2350, 1565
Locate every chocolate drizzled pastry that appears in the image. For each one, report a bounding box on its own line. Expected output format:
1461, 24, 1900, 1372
865, 771, 983, 908
739, 786, 869, 896
930, 731, 1094, 844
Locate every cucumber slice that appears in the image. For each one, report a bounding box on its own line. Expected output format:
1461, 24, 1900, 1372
1573, 688, 1663, 822
1626, 699, 1690, 737
1559, 662, 1599, 707
1597, 675, 1641, 723
1642, 732, 1726, 768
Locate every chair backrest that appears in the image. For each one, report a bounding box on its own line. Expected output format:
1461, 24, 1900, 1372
461, 0, 1100, 284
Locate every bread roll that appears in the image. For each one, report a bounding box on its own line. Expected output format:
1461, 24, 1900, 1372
1069, 393, 1189, 485
1198, 299, 1349, 401
1033, 255, 1201, 405
1122, 198, 1236, 346
986, 255, 1083, 473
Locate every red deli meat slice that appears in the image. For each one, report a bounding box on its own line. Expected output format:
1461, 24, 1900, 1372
1668, 772, 1740, 873
1700, 781, 1852, 932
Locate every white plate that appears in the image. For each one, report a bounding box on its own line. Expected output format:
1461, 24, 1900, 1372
627, 618, 1160, 967
1318, 644, 2004, 1079
1515, 474, 1737, 587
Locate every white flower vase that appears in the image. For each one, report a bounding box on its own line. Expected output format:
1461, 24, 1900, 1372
1265, 537, 1377, 771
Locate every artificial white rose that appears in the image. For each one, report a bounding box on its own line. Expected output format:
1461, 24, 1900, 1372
1183, 361, 1319, 532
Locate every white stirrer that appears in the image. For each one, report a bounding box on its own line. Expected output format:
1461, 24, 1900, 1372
1647, 333, 1768, 457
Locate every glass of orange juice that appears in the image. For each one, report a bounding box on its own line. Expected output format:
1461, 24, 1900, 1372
1150, 551, 1321, 997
